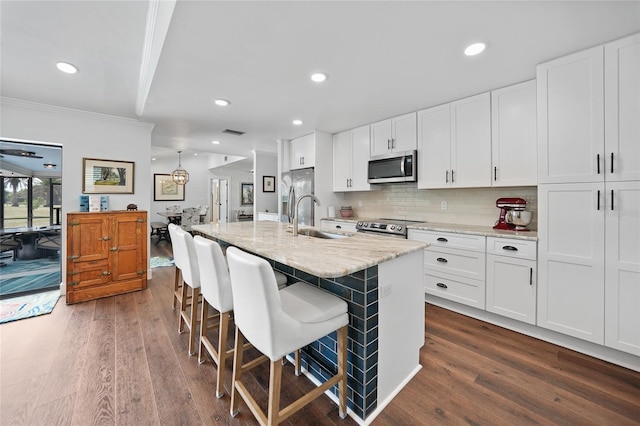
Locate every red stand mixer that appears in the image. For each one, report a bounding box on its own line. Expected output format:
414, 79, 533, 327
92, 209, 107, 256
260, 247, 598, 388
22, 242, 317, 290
493, 197, 529, 231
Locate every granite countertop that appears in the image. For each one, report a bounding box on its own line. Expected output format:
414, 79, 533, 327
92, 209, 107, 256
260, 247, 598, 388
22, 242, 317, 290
321, 217, 538, 241
191, 221, 427, 278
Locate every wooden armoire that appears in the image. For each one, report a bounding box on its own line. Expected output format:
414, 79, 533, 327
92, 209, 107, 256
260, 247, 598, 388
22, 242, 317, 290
66, 210, 147, 304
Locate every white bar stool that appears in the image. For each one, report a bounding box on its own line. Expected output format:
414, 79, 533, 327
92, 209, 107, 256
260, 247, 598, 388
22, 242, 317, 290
167, 224, 184, 309
193, 236, 236, 398
226, 247, 349, 425
173, 226, 201, 355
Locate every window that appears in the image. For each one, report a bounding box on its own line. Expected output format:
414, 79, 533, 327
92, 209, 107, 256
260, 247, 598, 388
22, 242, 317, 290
1, 177, 62, 228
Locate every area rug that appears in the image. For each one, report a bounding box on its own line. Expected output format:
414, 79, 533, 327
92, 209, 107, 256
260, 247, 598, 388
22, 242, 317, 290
150, 256, 175, 268
0, 290, 60, 324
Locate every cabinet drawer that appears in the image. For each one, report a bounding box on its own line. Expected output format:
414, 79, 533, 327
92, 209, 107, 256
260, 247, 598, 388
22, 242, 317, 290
424, 248, 485, 281
425, 274, 485, 309
486, 237, 537, 260
410, 230, 485, 252
321, 220, 357, 233
67, 260, 110, 289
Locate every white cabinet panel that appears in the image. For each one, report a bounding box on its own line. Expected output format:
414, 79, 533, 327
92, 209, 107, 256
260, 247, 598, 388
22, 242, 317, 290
537, 183, 605, 344
417, 104, 450, 189
333, 125, 373, 192
491, 80, 537, 186
605, 181, 640, 355
333, 131, 351, 191
320, 220, 357, 233
451, 92, 492, 188
537, 46, 605, 184
417, 93, 491, 189
487, 254, 536, 325
370, 112, 417, 156
605, 33, 640, 182
290, 134, 314, 170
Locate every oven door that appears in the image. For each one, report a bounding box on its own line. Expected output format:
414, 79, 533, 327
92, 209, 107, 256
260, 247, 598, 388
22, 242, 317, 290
357, 229, 407, 239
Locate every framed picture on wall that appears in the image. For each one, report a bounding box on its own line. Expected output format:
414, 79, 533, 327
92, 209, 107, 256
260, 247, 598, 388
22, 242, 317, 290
241, 182, 253, 205
263, 176, 275, 192
82, 158, 135, 194
154, 173, 185, 201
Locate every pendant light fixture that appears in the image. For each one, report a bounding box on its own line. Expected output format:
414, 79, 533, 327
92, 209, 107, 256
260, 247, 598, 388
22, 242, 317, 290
171, 150, 189, 185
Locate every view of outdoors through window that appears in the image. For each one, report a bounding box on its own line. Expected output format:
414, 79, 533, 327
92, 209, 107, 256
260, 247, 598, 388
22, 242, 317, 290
2, 177, 62, 228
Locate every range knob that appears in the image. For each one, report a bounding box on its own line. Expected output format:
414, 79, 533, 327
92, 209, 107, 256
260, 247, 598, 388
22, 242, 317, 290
397, 226, 403, 232
357, 221, 362, 226
363, 222, 369, 227
389, 225, 396, 230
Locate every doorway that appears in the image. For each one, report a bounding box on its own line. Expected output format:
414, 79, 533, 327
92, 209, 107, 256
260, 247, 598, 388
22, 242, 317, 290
1, 139, 62, 298
210, 178, 229, 224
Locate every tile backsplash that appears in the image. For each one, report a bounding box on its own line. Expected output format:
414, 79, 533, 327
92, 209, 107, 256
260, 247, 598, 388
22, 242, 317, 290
339, 184, 538, 230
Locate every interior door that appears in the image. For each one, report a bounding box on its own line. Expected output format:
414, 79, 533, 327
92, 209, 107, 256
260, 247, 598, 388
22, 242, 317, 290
219, 179, 228, 223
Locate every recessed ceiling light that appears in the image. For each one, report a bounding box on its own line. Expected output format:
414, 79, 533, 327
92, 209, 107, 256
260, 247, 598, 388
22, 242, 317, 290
310, 73, 327, 83
56, 61, 78, 74
194, 153, 198, 156
292, 119, 303, 126
214, 99, 230, 106
43, 162, 56, 169
211, 140, 220, 145
464, 42, 488, 56
152, 157, 156, 161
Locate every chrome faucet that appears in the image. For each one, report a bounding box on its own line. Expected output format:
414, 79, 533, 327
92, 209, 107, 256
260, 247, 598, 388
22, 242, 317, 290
293, 194, 321, 236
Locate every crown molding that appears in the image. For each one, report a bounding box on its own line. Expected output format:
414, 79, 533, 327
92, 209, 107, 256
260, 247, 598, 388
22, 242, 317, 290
1, 97, 155, 130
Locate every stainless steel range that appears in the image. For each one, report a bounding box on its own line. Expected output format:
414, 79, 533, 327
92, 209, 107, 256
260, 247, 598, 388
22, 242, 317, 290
356, 218, 425, 239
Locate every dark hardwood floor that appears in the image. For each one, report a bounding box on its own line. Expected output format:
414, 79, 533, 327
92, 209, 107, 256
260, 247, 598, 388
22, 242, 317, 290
1, 239, 639, 425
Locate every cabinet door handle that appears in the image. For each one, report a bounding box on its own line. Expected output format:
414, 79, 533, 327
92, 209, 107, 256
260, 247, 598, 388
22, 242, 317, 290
436, 237, 448, 243
102, 271, 111, 276
494, 166, 497, 181
392, 138, 396, 148
387, 139, 391, 150
597, 190, 601, 210
436, 282, 448, 289
445, 170, 449, 183
597, 154, 600, 174
610, 152, 614, 174
529, 268, 533, 286
336, 225, 342, 229
451, 170, 455, 183
502, 245, 518, 251
611, 189, 614, 211
436, 257, 448, 263
110, 247, 118, 252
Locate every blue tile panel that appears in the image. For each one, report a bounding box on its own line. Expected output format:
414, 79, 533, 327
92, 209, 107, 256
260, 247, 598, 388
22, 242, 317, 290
194, 233, 379, 421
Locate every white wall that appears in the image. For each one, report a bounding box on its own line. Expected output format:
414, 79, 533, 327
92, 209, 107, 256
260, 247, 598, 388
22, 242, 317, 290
1, 97, 154, 281
253, 151, 278, 215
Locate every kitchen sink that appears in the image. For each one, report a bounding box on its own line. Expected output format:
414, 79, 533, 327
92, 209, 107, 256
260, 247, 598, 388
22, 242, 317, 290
297, 229, 351, 239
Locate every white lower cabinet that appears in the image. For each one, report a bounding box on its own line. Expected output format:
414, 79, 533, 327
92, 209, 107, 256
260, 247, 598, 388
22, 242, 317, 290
409, 230, 486, 309
604, 181, 640, 355
486, 237, 537, 325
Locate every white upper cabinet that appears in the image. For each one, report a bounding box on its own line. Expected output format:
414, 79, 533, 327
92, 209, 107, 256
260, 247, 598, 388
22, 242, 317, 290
418, 92, 491, 189
370, 112, 417, 156
491, 80, 537, 186
537, 46, 605, 184
605, 33, 640, 182
451, 92, 492, 188
290, 134, 315, 170
417, 103, 451, 189
333, 125, 373, 192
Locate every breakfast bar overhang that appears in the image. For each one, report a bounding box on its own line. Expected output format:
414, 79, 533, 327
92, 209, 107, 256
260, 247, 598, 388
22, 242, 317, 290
192, 221, 427, 423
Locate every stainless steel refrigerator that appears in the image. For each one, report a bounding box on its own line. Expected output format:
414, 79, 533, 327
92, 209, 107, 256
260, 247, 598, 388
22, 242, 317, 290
281, 167, 315, 226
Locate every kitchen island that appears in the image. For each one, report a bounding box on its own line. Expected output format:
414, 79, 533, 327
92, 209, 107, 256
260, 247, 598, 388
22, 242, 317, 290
191, 221, 427, 423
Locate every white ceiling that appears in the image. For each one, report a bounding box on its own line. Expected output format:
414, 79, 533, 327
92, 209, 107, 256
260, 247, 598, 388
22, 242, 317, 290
2, 1, 639, 161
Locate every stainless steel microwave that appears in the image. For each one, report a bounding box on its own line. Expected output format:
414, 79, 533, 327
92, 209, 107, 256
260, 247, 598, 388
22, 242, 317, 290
368, 150, 417, 184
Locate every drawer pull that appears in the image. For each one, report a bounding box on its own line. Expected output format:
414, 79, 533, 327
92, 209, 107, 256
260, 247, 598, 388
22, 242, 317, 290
68, 281, 80, 287
436, 257, 448, 263
436, 282, 448, 289
102, 271, 111, 276
502, 245, 518, 251
336, 225, 342, 229
436, 237, 448, 243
